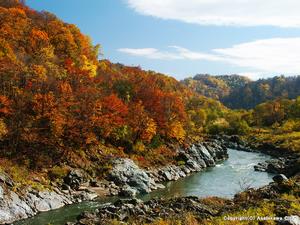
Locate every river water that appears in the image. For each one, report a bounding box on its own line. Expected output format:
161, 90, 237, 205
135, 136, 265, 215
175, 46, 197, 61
16, 149, 274, 225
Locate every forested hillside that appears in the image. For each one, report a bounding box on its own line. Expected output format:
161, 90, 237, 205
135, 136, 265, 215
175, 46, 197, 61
184, 74, 300, 109
0, 0, 229, 171
224, 75, 300, 109
182, 74, 250, 100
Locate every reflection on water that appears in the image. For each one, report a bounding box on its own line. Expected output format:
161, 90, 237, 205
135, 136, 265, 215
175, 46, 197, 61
16, 149, 274, 225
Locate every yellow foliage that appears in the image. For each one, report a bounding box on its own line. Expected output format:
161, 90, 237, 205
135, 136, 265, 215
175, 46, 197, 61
80, 55, 97, 78
31, 64, 47, 81
0, 119, 8, 140
48, 165, 69, 181
141, 118, 157, 142
133, 141, 145, 152
0, 38, 16, 60
39, 46, 55, 60
168, 121, 186, 142
212, 118, 229, 127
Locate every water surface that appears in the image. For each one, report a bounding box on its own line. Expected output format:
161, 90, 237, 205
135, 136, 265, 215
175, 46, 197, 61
141, 149, 274, 200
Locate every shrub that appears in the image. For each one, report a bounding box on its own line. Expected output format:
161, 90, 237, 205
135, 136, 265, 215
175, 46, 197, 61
279, 120, 296, 133
48, 166, 69, 181
207, 118, 229, 135
133, 141, 145, 153
149, 135, 163, 149
177, 160, 185, 166
228, 119, 251, 135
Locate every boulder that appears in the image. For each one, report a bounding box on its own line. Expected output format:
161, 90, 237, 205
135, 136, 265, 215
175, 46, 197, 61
182, 167, 191, 174
0, 191, 34, 224
0, 172, 14, 187
254, 162, 268, 172
254, 156, 300, 177
197, 144, 215, 167
63, 169, 89, 190
159, 169, 173, 181
266, 159, 285, 174
25, 190, 72, 212
178, 140, 228, 172
119, 185, 137, 197
186, 159, 202, 172
0, 185, 3, 200
272, 174, 288, 183
75, 190, 98, 202
107, 158, 154, 195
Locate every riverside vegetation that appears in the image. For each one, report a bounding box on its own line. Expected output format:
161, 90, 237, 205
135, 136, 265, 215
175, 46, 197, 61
0, 1, 299, 224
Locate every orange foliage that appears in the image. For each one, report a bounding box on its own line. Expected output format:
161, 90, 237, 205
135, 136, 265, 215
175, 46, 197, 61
127, 101, 157, 143
0, 1, 211, 169
91, 94, 128, 137
0, 95, 11, 116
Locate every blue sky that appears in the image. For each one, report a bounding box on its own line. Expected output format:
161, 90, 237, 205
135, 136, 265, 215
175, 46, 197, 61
26, 0, 300, 80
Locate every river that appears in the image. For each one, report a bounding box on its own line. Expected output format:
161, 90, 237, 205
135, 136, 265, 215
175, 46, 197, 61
16, 149, 274, 225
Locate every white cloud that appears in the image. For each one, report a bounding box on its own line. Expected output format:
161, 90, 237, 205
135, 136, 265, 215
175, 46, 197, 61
118, 48, 182, 60
213, 38, 300, 74
118, 38, 300, 75
126, 0, 300, 27
118, 46, 220, 61
170, 46, 221, 61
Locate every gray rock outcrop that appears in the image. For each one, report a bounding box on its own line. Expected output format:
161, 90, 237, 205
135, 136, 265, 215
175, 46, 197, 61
107, 140, 228, 196
272, 174, 288, 183
73, 197, 216, 224
254, 156, 300, 177
0, 172, 98, 225
107, 158, 156, 196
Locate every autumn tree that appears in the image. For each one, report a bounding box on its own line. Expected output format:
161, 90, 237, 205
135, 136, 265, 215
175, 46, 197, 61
127, 101, 157, 144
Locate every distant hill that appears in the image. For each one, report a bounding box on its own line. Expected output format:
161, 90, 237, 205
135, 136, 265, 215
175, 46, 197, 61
182, 74, 250, 101
182, 74, 300, 109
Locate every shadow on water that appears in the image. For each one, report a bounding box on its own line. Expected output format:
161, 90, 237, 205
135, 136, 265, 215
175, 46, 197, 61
16, 149, 274, 225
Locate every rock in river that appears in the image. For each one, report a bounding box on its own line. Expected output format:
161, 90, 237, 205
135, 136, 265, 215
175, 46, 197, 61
272, 174, 288, 183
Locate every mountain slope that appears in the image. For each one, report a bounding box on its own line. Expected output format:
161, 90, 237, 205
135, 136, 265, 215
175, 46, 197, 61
0, 0, 228, 170
183, 74, 300, 109
224, 75, 300, 109
182, 74, 250, 100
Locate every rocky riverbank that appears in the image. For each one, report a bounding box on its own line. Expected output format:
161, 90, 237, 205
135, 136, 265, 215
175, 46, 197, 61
254, 156, 300, 177
0, 139, 228, 224
217, 134, 299, 158
0, 170, 100, 224
107, 140, 228, 197
72, 197, 217, 225
69, 174, 300, 225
